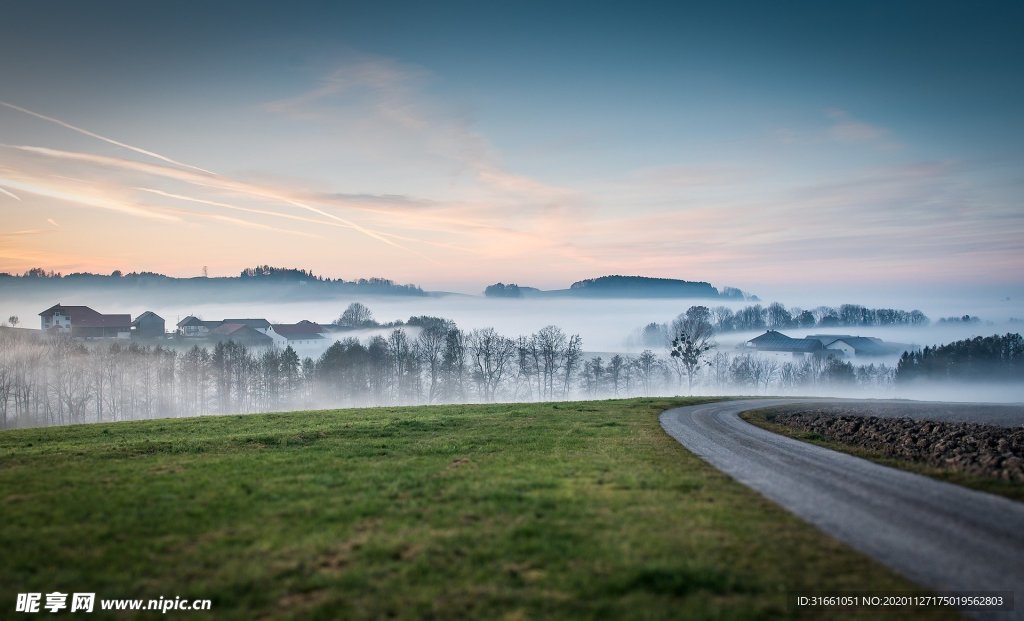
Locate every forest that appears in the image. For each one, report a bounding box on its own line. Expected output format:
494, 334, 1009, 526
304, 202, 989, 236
895, 333, 1024, 382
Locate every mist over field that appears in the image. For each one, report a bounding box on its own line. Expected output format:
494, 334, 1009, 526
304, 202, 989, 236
3, 277, 1022, 431
5, 284, 1022, 353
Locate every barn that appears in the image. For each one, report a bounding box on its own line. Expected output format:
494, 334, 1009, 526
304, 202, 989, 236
38, 304, 132, 339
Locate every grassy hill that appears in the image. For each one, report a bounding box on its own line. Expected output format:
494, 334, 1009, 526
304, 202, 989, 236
0, 399, 950, 620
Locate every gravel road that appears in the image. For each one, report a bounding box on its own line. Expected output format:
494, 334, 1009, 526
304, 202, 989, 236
660, 399, 1024, 620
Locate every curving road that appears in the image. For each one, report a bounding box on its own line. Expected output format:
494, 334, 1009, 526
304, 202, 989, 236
660, 399, 1024, 619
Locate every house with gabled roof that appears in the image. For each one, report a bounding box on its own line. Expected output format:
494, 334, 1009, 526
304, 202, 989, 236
39, 304, 131, 339
177, 316, 289, 348
223, 318, 286, 347
176, 316, 222, 338
131, 311, 165, 339
744, 330, 912, 359
744, 330, 825, 355
272, 320, 325, 346
804, 334, 911, 357
208, 323, 274, 347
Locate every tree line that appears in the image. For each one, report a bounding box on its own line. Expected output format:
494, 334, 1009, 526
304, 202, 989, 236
895, 333, 1023, 382
635, 302, 930, 346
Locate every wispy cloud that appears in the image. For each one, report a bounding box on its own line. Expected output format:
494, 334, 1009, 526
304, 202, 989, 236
0, 174, 178, 221
0, 185, 20, 200
2, 60, 588, 276
826, 108, 890, 144
0, 64, 1016, 288
1, 144, 414, 250
139, 187, 334, 225
265, 58, 579, 210
0, 228, 47, 237
0, 100, 216, 175
769, 109, 898, 150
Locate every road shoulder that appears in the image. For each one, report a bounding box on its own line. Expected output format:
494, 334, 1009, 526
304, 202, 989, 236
741, 405, 1024, 502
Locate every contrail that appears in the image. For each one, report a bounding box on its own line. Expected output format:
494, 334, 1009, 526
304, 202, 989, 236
141, 186, 438, 261
7, 143, 413, 251
0, 100, 216, 175
0, 185, 20, 200
141, 187, 454, 261
183, 176, 408, 249
0, 176, 178, 222
137, 187, 348, 231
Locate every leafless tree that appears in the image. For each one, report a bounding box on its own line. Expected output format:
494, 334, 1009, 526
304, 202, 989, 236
468, 328, 517, 402
667, 306, 716, 394
634, 350, 660, 396
335, 302, 375, 328
417, 323, 450, 403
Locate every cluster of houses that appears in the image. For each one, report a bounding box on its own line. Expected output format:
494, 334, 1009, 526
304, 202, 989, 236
38, 304, 332, 356
36, 305, 914, 362
742, 330, 912, 360
176, 316, 326, 351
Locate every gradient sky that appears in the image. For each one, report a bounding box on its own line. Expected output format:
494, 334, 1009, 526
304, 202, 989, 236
1, 0, 1022, 296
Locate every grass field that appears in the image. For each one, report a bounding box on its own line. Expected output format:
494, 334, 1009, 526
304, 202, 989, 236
741, 408, 1024, 503
0, 399, 954, 620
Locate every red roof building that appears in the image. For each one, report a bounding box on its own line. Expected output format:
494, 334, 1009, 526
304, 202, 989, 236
39, 304, 131, 339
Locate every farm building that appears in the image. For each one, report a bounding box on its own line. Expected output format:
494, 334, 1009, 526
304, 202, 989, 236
177, 316, 222, 338
208, 323, 274, 348
38, 304, 131, 339
743, 330, 824, 357
272, 320, 328, 355
803, 334, 910, 357
222, 319, 287, 347
272, 320, 326, 346
131, 311, 165, 339
744, 330, 912, 359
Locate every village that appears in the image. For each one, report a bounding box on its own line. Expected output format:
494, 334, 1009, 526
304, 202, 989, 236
36, 303, 334, 358
30, 303, 916, 366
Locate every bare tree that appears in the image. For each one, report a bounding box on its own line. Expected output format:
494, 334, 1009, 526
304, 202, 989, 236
467, 328, 516, 402
417, 322, 451, 403
668, 306, 716, 394
752, 356, 781, 393
388, 329, 416, 402
607, 354, 624, 396
0, 333, 14, 427
335, 302, 375, 328
441, 327, 467, 402
562, 334, 583, 398
634, 350, 660, 396
532, 325, 566, 400
709, 351, 731, 391
766, 302, 793, 330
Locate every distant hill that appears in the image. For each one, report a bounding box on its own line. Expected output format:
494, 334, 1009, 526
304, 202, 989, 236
482, 283, 542, 298
569, 275, 722, 298
0, 266, 427, 304
484, 276, 751, 300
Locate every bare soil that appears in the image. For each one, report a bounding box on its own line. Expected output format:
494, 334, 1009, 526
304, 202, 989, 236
760, 407, 1024, 483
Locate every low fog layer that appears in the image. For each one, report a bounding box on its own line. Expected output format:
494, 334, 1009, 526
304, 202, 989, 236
2, 308, 1022, 429
3, 284, 1022, 429
3, 287, 1022, 353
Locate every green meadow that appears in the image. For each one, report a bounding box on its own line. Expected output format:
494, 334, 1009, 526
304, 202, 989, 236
0, 399, 951, 620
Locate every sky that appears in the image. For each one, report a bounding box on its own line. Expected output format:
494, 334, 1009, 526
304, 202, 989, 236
1, 0, 1022, 297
